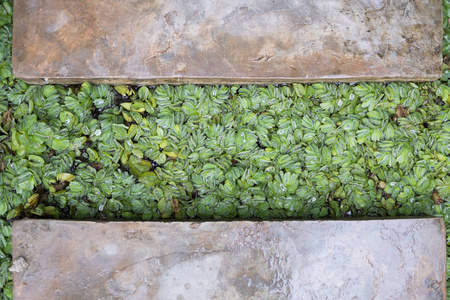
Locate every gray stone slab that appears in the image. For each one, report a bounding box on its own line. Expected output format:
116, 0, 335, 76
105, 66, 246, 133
11, 218, 446, 299
12, 0, 442, 85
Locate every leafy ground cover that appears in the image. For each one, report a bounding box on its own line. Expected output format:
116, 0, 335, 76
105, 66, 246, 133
0, 0, 450, 298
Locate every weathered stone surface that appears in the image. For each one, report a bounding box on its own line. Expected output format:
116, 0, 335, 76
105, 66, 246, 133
12, 0, 442, 85
12, 218, 446, 299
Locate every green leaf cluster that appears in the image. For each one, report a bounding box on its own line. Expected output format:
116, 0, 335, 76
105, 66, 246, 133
2, 81, 448, 221
444, 0, 450, 57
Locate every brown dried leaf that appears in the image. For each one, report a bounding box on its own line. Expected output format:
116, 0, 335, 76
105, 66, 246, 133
444, 54, 450, 65
90, 163, 103, 171
2, 108, 12, 127
377, 181, 386, 189
50, 181, 70, 193
171, 198, 180, 213
432, 189, 444, 204
395, 105, 410, 118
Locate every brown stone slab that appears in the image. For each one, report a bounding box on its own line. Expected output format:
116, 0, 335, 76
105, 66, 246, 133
11, 218, 446, 299
12, 0, 442, 85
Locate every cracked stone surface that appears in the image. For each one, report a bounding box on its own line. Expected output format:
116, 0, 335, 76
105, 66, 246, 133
12, 218, 446, 299
12, 0, 442, 84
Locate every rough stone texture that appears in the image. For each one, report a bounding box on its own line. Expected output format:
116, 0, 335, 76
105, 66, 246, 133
11, 218, 446, 299
12, 0, 442, 85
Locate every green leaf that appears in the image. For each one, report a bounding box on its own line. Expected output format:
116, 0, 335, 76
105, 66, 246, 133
112, 124, 128, 141
57, 173, 76, 182
52, 136, 70, 151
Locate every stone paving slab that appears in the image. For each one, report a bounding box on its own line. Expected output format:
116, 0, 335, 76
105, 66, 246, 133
11, 218, 446, 299
12, 0, 442, 85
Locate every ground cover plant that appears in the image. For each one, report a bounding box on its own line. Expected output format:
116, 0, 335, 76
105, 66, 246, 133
0, 0, 450, 298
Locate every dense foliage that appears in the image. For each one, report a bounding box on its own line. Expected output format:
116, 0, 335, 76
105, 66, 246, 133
4, 81, 449, 221
0, 0, 449, 298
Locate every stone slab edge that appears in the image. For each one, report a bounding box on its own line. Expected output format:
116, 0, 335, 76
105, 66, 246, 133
11, 74, 443, 86
11, 217, 447, 299
12, 0, 443, 85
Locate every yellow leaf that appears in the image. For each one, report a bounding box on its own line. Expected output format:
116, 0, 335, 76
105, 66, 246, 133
134, 107, 146, 113
27, 194, 39, 207
121, 103, 132, 110
57, 173, 76, 182
122, 111, 133, 122
163, 151, 178, 158
159, 140, 169, 149
436, 153, 447, 161
115, 85, 130, 96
